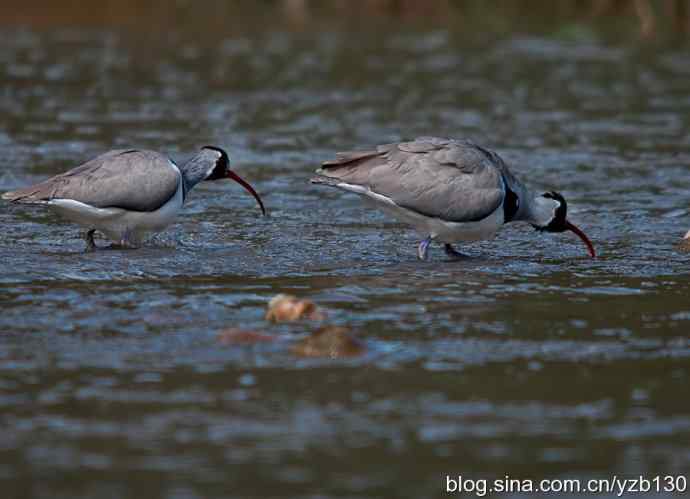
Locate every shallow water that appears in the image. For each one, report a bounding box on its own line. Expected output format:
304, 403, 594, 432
1, 4, 690, 498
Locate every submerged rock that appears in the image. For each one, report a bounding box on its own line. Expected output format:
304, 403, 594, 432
218, 328, 276, 345
291, 326, 365, 358
265, 294, 326, 322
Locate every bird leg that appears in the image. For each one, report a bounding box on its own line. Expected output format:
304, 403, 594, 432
417, 236, 432, 260
444, 243, 468, 259
84, 229, 97, 252
112, 229, 138, 249
113, 229, 137, 249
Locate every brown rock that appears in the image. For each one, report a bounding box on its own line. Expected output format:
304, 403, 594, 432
678, 231, 690, 252
218, 328, 276, 345
265, 294, 326, 322
291, 326, 365, 359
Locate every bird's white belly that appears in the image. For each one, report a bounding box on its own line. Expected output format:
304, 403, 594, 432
48, 177, 184, 244
372, 198, 503, 242
341, 182, 504, 243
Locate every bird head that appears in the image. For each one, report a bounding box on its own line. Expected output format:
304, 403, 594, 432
200, 146, 266, 215
531, 191, 596, 258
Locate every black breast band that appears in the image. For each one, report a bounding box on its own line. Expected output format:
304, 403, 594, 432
502, 180, 519, 223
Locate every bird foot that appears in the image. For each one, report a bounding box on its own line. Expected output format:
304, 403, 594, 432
109, 240, 139, 250
109, 230, 139, 249
417, 236, 432, 261
444, 244, 468, 259
84, 230, 97, 252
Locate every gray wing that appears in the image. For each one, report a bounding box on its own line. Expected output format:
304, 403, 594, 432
2, 149, 180, 212
314, 137, 506, 222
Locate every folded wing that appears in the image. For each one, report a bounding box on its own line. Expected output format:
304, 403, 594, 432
2, 150, 180, 212
314, 137, 506, 223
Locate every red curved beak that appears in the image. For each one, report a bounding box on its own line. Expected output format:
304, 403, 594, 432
565, 221, 596, 258
226, 170, 266, 216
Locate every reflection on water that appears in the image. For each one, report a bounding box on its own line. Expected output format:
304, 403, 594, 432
1, 2, 690, 498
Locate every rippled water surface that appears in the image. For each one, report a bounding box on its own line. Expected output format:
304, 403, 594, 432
1, 4, 690, 498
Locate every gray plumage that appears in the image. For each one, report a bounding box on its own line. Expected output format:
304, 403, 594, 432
312, 136, 597, 260
2, 149, 180, 212
313, 136, 528, 223
2, 145, 266, 251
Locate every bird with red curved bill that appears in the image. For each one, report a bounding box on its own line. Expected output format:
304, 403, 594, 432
311, 137, 595, 260
2, 146, 266, 250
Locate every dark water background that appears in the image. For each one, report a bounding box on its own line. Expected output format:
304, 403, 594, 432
1, 2, 689, 498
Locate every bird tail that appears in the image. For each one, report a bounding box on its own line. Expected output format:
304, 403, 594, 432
310, 173, 341, 187
2, 186, 48, 204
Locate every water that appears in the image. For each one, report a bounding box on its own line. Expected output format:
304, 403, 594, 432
1, 4, 690, 498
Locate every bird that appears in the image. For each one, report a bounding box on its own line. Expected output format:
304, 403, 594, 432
311, 136, 595, 260
2, 146, 266, 250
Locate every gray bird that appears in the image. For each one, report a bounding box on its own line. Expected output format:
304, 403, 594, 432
311, 137, 595, 260
2, 146, 266, 250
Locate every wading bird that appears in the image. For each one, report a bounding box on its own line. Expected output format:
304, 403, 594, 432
2, 146, 265, 250
311, 137, 595, 260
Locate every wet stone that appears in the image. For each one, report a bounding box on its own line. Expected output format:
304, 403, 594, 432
291, 326, 365, 358
265, 294, 327, 322
218, 328, 277, 345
